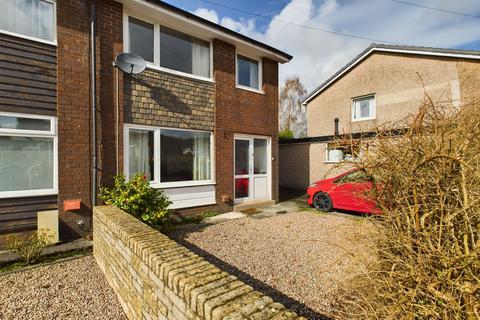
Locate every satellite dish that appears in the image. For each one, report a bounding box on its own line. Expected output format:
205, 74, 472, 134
114, 53, 146, 75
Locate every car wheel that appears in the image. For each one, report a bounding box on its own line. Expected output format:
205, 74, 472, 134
313, 192, 333, 212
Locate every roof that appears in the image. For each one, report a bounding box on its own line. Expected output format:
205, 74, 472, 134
302, 43, 480, 104
142, 0, 292, 62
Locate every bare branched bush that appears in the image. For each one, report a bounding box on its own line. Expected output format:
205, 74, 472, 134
7, 229, 53, 265
333, 97, 480, 319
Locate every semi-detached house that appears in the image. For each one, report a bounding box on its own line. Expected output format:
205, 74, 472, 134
279, 43, 480, 190
0, 0, 292, 245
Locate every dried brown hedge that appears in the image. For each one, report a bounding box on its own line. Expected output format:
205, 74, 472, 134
333, 98, 480, 319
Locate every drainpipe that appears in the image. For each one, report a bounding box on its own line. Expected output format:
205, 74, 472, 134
91, 0, 97, 207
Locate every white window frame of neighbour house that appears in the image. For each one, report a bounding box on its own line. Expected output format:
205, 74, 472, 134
123, 12, 214, 83
325, 141, 361, 163
235, 51, 263, 94
351, 95, 376, 122
123, 124, 215, 189
0, 0, 57, 45
0, 112, 58, 198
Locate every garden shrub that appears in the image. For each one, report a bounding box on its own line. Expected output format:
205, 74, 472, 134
7, 229, 53, 264
99, 174, 172, 227
333, 98, 480, 319
279, 129, 294, 139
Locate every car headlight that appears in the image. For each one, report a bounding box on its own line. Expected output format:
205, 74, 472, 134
309, 182, 317, 188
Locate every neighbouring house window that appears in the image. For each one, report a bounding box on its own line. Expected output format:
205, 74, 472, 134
1, 0, 55, 42
236, 55, 260, 90
126, 15, 212, 79
128, 129, 154, 181
160, 27, 210, 78
128, 17, 154, 63
0, 113, 56, 196
326, 141, 360, 163
352, 95, 375, 121
126, 126, 212, 185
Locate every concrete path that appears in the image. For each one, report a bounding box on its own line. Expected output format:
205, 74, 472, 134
204, 193, 310, 224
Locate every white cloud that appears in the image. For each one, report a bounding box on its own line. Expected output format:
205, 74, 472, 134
192, 8, 219, 24
193, 0, 480, 92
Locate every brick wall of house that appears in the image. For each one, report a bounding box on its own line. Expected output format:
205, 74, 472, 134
57, 0, 93, 240
124, 70, 215, 131
57, 0, 123, 241
213, 40, 279, 206
97, 0, 124, 188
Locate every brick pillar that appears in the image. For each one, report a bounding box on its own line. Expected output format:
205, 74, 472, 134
57, 0, 123, 241
57, 0, 92, 240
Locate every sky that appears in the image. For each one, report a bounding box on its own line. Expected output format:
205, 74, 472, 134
164, 0, 480, 93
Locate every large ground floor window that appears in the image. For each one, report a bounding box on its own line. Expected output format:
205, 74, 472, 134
0, 112, 57, 198
125, 124, 213, 187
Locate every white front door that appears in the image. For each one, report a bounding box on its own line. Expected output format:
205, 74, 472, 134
234, 135, 270, 203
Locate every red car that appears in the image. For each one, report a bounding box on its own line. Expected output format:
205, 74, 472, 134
307, 170, 380, 214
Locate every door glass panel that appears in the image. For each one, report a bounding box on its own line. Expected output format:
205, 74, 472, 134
235, 140, 249, 176
235, 178, 249, 199
253, 139, 267, 174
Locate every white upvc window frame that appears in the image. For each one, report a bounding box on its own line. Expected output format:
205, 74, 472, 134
123, 12, 214, 83
351, 94, 376, 122
235, 51, 264, 94
0, 112, 58, 198
124, 124, 215, 189
0, 0, 57, 46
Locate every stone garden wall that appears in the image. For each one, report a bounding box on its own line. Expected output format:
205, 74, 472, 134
93, 206, 303, 320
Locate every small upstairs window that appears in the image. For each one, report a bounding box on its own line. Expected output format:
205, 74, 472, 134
352, 95, 375, 121
236, 55, 260, 90
1, 0, 56, 43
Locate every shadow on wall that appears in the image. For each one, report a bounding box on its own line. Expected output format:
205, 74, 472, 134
279, 143, 310, 190
170, 231, 330, 320
123, 74, 195, 127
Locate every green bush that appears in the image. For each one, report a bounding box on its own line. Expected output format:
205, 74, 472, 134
99, 174, 172, 227
7, 229, 53, 264
279, 129, 294, 139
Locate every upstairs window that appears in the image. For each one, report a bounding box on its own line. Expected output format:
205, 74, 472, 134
352, 95, 375, 121
128, 17, 154, 63
160, 27, 210, 78
1, 0, 56, 43
236, 55, 260, 90
126, 15, 212, 79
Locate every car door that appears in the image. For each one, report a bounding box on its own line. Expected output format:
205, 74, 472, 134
331, 171, 374, 212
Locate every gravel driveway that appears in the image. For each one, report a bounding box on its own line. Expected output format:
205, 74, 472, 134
0, 255, 126, 320
168, 211, 374, 319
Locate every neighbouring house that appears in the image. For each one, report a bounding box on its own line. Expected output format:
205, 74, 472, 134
279, 43, 480, 190
0, 0, 291, 247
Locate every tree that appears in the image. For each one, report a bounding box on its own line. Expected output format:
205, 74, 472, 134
279, 76, 307, 138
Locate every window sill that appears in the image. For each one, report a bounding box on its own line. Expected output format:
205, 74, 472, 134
150, 180, 216, 189
0, 189, 58, 199
146, 64, 215, 84
0, 29, 56, 46
235, 85, 265, 95
324, 160, 341, 164
351, 117, 376, 123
